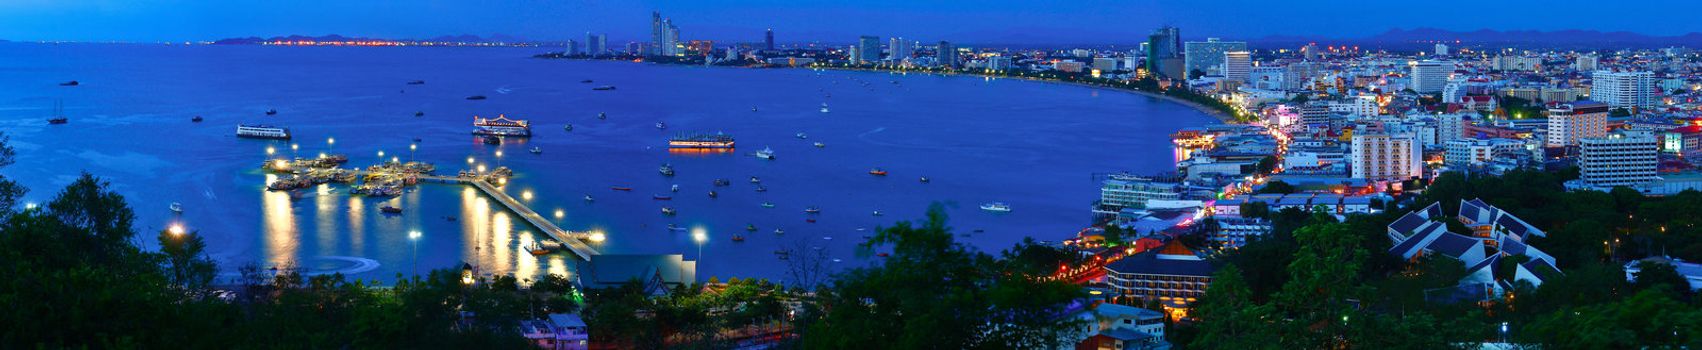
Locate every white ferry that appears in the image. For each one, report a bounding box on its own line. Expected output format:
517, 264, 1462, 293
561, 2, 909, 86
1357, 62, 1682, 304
236, 124, 291, 140
980, 202, 1012, 212
471, 115, 531, 137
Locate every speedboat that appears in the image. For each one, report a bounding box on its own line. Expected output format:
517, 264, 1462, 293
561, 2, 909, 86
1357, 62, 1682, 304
671, 184, 680, 192
804, 206, 822, 214
761, 202, 775, 208
979, 202, 1012, 212
655, 122, 666, 130
661, 206, 676, 215
597, 112, 607, 120
813, 142, 824, 148
169, 202, 183, 213
380, 205, 403, 214
528, 147, 542, 154
659, 164, 675, 176
869, 168, 888, 176
749, 176, 761, 184
652, 194, 673, 200
563, 124, 573, 131
584, 195, 595, 202
795, 132, 808, 139
755, 147, 775, 160
265, 109, 278, 115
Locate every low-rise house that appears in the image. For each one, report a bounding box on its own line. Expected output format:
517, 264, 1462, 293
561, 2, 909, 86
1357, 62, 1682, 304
1386, 199, 1560, 302
519, 313, 589, 350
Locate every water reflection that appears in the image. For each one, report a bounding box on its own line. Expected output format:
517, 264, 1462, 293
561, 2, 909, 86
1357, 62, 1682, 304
262, 174, 297, 267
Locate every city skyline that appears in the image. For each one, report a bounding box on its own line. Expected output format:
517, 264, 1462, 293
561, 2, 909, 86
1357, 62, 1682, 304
7, 0, 1702, 44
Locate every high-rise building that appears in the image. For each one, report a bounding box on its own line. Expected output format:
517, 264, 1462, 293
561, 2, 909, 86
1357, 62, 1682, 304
1145, 26, 1182, 77
1574, 54, 1598, 71
586, 33, 607, 56
1580, 131, 1659, 188
1436, 113, 1466, 145
1592, 70, 1656, 109
1546, 101, 1610, 147
1182, 38, 1246, 77
888, 37, 912, 61
1434, 43, 1450, 57
986, 56, 1014, 71
1350, 133, 1422, 182
650, 12, 681, 56
1223, 51, 1251, 82
856, 36, 881, 64
937, 41, 958, 68
1282, 62, 1320, 91
565, 40, 580, 55
764, 28, 774, 51
1303, 43, 1319, 60
1091, 57, 1118, 72
1410, 60, 1452, 94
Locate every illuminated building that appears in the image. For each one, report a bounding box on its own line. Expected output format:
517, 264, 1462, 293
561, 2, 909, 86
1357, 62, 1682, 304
1579, 130, 1659, 188
1409, 59, 1451, 93
1592, 70, 1657, 109
1545, 101, 1609, 147
1349, 133, 1421, 182
1181, 38, 1245, 76
1104, 240, 1212, 313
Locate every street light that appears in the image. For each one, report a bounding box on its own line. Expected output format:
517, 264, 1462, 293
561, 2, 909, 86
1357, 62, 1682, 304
266, 146, 275, 155
168, 224, 186, 236
466, 156, 475, 165
409, 230, 422, 276
409, 143, 417, 162
327, 137, 335, 154
495, 150, 504, 167
692, 228, 708, 260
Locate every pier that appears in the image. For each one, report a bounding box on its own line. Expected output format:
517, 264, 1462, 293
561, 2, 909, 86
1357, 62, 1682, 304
336, 169, 601, 261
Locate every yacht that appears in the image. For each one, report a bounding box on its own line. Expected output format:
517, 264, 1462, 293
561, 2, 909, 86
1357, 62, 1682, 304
472, 115, 532, 137
749, 176, 761, 184
761, 202, 775, 208
191, 116, 203, 123
655, 122, 666, 130
979, 202, 1012, 212
813, 142, 825, 148
755, 147, 775, 160
236, 124, 291, 140
47, 100, 68, 125
597, 112, 607, 120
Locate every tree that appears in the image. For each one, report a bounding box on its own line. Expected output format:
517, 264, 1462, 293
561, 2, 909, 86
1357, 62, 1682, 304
1273, 222, 1367, 348
1256, 180, 1296, 194
1190, 264, 1279, 350
1240, 201, 1271, 220
1629, 260, 1691, 298
157, 228, 217, 290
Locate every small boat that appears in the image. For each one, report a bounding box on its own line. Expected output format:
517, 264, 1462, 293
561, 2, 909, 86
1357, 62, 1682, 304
48, 117, 68, 125
731, 235, 745, 242
563, 124, 573, 131
191, 116, 203, 123
761, 202, 775, 208
413, 138, 422, 142
813, 142, 824, 148
653, 194, 672, 200
749, 176, 761, 184
414, 111, 425, 117
919, 176, 930, 183
661, 206, 676, 215
671, 184, 680, 192
528, 243, 550, 256
708, 191, 718, 198
746, 224, 757, 232
713, 178, 730, 187
806, 218, 817, 223
446, 216, 458, 222
47, 100, 67, 125
795, 132, 808, 139
169, 202, 183, 213
584, 194, 595, 202
804, 206, 822, 214
872, 210, 883, 216
610, 187, 633, 191
979, 202, 1012, 212
667, 223, 687, 231
407, 80, 426, 85
466, 95, 487, 100
265, 109, 278, 115
773, 228, 785, 235
659, 164, 676, 176
580, 79, 594, 83
869, 168, 888, 176
59, 80, 79, 86
482, 135, 502, 145
381, 205, 403, 214
655, 122, 667, 129
597, 112, 607, 120
592, 85, 616, 91
755, 147, 775, 160
820, 106, 830, 113
822, 236, 832, 240
755, 186, 767, 192
528, 147, 542, 154
752, 106, 759, 112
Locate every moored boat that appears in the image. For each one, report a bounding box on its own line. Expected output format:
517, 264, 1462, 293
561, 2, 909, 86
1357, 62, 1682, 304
868, 168, 888, 176
610, 187, 633, 191
472, 115, 531, 137
592, 85, 616, 91
170, 202, 183, 213
236, 124, 292, 140
528, 147, 542, 154
659, 164, 675, 176
755, 147, 775, 160
381, 205, 403, 214
669, 132, 735, 149
979, 202, 1012, 212
466, 95, 487, 100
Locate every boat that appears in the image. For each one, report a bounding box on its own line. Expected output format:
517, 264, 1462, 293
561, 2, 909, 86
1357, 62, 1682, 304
754, 147, 775, 160
528, 243, 551, 256
749, 176, 761, 184
654, 122, 667, 130
265, 109, 277, 115
407, 80, 425, 85
472, 115, 531, 137
482, 135, 501, 145
746, 224, 757, 232
580, 79, 593, 83
414, 111, 425, 117
668, 132, 735, 149
713, 178, 730, 186
563, 124, 573, 131
707, 191, 717, 198
59, 80, 79, 86
446, 216, 458, 222
236, 124, 292, 140
412, 138, 422, 143
752, 106, 759, 112
919, 176, 930, 183
731, 235, 745, 242
872, 210, 883, 216
597, 112, 607, 120
795, 132, 808, 139
813, 142, 824, 148
661, 206, 676, 215
773, 228, 785, 235
47, 100, 68, 125
979, 202, 1012, 212
380, 205, 403, 214
869, 168, 888, 176
806, 218, 817, 223
670, 184, 680, 192
804, 206, 822, 214
755, 186, 767, 192
610, 187, 633, 191
466, 95, 487, 100
592, 85, 616, 91
653, 194, 673, 200
169, 202, 183, 213
584, 194, 595, 202
659, 164, 675, 176
761, 202, 775, 208
191, 116, 203, 123
820, 103, 830, 113
775, 250, 790, 260
667, 223, 686, 231
528, 147, 541, 154
48, 117, 67, 125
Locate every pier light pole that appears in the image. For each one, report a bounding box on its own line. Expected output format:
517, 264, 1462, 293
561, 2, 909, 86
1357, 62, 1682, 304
409, 230, 422, 276
495, 150, 504, 167
410, 144, 417, 163
692, 229, 708, 261
290, 144, 299, 158
327, 137, 335, 155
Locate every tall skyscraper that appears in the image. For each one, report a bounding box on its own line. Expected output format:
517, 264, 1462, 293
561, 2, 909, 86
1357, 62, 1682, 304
586, 33, 607, 56
937, 41, 958, 69
1223, 51, 1251, 82
1580, 131, 1659, 188
764, 28, 774, 51
1546, 101, 1610, 147
1350, 133, 1422, 182
566, 40, 580, 56
650, 11, 664, 56
1409, 60, 1451, 94
1592, 70, 1656, 109
1182, 38, 1245, 77
888, 37, 912, 61
1145, 26, 1182, 77
650, 11, 681, 56
856, 36, 881, 64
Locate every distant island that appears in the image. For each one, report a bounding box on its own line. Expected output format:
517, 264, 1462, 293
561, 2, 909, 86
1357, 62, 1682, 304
212, 34, 554, 47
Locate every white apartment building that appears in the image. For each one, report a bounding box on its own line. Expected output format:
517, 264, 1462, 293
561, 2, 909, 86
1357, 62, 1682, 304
1546, 101, 1610, 147
1445, 138, 1527, 167
1592, 70, 1656, 109
1351, 133, 1423, 181
1580, 131, 1659, 188
1223, 51, 1251, 82
1410, 60, 1452, 93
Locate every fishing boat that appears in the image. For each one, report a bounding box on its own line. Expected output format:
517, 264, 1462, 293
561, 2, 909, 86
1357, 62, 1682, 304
872, 210, 883, 216
707, 191, 717, 198
869, 168, 889, 176
414, 111, 425, 117
597, 112, 607, 120
528, 147, 542, 154
773, 228, 785, 235
795, 132, 808, 139
749, 176, 761, 184
746, 224, 757, 232
528, 243, 551, 256
47, 100, 68, 125
661, 206, 676, 215
407, 80, 426, 85
169, 202, 183, 213
813, 142, 825, 148
59, 80, 79, 86
592, 85, 616, 91
610, 187, 633, 191
754, 147, 775, 160
670, 184, 680, 192
979, 202, 1012, 212
654, 122, 667, 130
380, 205, 403, 214
563, 124, 573, 131
191, 116, 203, 123
482, 135, 501, 145
804, 206, 822, 214
580, 79, 594, 83
731, 235, 745, 242
584, 194, 595, 202
713, 178, 731, 187
755, 186, 767, 192
659, 164, 676, 176
761, 202, 775, 208
466, 95, 487, 100
919, 176, 930, 183
653, 194, 673, 200
472, 115, 532, 137
265, 109, 278, 115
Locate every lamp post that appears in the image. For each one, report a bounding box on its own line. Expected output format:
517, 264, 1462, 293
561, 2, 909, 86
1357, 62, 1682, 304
692, 229, 708, 261
327, 137, 335, 154
495, 150, 504, 167
409, 230, 422, 276
290, 143, 299, 158
377, 150, 385, 163
409, 143, 417, 163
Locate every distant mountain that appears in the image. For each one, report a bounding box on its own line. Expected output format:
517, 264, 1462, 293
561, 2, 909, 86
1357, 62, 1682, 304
1253, 28, 1702, 49
212, 34, 535, 45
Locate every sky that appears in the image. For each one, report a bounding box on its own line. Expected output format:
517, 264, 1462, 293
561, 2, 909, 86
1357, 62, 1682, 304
4, 0, 1701, 44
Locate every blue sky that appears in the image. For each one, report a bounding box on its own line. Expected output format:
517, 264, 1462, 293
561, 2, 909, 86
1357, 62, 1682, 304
4, 0, 1700, 44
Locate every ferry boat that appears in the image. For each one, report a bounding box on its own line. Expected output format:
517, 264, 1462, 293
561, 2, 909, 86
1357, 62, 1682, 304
668, 132, 735, 149
236, 124, 292, 140
754, 147, 775, 160
659, 164, 676, 176
979, 202, 1012, 212
868, 168, 888, 176
472, 115, 531, 137
592, 85, 616, 91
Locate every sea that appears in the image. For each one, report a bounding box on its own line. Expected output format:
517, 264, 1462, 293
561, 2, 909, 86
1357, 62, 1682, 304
0, 43, 1216, 283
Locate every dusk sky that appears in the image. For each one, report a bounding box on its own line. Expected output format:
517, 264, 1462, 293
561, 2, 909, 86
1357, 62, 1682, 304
5, 0, 1702, 44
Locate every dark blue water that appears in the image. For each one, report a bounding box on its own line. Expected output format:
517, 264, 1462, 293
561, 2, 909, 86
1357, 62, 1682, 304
0, 43, 1214, 282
